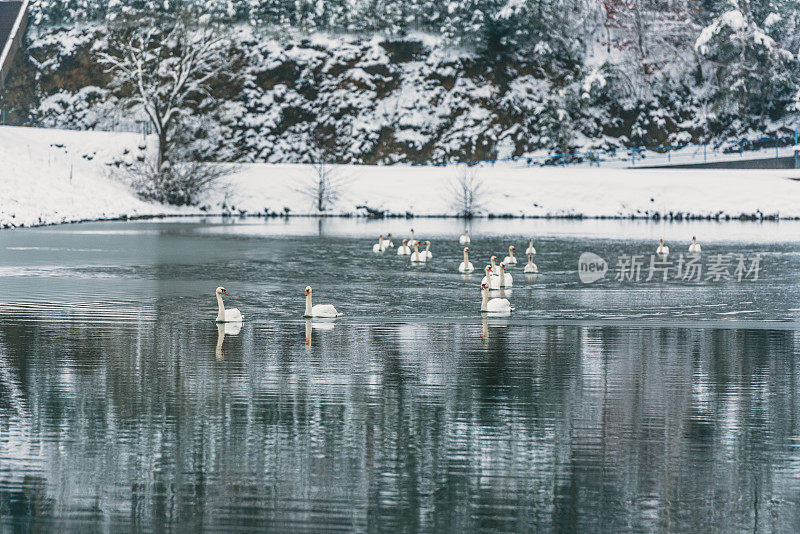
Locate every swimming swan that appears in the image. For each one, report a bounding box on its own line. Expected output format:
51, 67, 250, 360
422, 240, 433, 259
656, 238, 669, 256
459, 247, 474, 273
499, 263, 513, 287
688, 236, 701, 253
410, 242, 426, 263
459, 230, 471, 245
523, 253, 538, 273
525, 239, 536, 255
397, 239, 411, 255
481, 283, 513, 314
503, 245, 517, 266
304, 286, 342, 318
481, 265, 500, 289
490, 255, 500, 277
215, 287, 243, 323
372, 235, 385, 253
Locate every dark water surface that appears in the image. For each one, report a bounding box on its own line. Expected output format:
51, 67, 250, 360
2, 218, 800, 532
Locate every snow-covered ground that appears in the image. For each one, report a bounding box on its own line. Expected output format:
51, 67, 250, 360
0, 126, 181, 228
2, 125, 800, 228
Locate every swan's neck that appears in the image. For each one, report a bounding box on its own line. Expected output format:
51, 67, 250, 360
425, 243, 430, 252
481, 288, 489, 311
305, 293, 312, 316
500, 268, 506, 284
464, 250, 469, 263
509, 248, 515, 259
216, 293, 225, 321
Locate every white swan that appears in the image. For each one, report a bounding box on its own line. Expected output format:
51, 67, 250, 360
480, 265, 500, 289
656, 237, 669, 256
397, 239, 411, 255
499, 263, 513, 287
383, 233, 394, 249
372, 235, 385, 253
523, 253, 538, 273
408, 228, 418, 246
215, 286, 243, 323
489, 255, 500, 277
481, 283, 513, 314
410, 242, 426, 263
503, 245, 517, 266
459, 229, 471, 245
421, 240, 433, 259
458, 247, 474, 273
304, 286, 342, 318
525, 238, 536, 255
688, 236, 701, 253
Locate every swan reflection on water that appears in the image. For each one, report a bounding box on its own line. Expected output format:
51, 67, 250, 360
215, 321, 242, 361
305, 318, 336, 347
481, 315, 510, 342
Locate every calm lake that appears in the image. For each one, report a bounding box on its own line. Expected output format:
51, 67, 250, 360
1, 217, 800, 532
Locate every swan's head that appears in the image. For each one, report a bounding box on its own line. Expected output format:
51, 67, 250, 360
465, 229, 469, 234
692, 235, 696, 242
402, 239, 407, 245
491, 255, 497, 263
426, 240, 431, 245
510, 246, 516, 253
216, 286, 228, 296
464, 247, 469, 253
481, 283, 487, 290
660, 237, 664, 244
501, 263, 506, 270
305, 286, 312, 296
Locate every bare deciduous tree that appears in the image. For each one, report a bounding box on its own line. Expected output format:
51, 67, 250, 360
296, 132, 348, 212
297, 160, 348, 212
449, 166, 487, 218
99, 9, 232, 205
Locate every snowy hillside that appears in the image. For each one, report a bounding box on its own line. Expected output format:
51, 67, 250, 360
6, 0, 800, 166
2, 126, 800, 228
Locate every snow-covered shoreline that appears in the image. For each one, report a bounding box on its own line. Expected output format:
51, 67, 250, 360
3, 126, 800, 229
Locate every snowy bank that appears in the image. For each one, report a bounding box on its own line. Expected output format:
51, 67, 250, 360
2, 126, 800, 229
0, 126, 181, 228
215, 162, 800, 219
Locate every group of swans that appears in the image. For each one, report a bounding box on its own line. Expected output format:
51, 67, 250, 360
389, 228, 432, 262
656, 236, 702, 256
215, 231, 546, 324
215, 285, 342, 323
411, 241, 432, 263
372, 233, 395, 253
